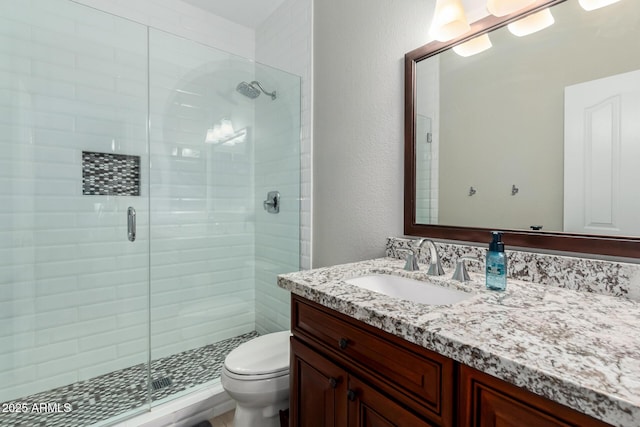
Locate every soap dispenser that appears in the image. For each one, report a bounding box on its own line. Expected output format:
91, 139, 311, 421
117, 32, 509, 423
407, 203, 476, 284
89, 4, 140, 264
486, 231, 507, 291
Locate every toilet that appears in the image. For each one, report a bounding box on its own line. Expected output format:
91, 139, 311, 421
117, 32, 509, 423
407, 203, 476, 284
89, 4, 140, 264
221, 331, 291, 427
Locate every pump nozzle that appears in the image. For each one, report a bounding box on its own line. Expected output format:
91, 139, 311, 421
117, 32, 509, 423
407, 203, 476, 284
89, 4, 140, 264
489, 231, 504, 252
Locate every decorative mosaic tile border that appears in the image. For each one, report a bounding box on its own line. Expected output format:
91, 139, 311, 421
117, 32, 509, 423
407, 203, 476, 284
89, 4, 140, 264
0, 332, 258, 427
386, 237, 640, 301
82, 151, 141, 196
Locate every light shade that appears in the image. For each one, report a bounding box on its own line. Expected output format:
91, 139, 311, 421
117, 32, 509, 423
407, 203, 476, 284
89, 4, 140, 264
429, 0, 470, 42
486, 0, 536, 17
507, 8, 555, 37
453, 34, 493, 57
578, 0, 621, 11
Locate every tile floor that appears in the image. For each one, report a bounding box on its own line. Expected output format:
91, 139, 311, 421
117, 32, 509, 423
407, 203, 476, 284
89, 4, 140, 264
0, 332, 257, 427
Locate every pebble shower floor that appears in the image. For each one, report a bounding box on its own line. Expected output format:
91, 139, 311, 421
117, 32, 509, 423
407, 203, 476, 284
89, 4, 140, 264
0, 332, 258, 427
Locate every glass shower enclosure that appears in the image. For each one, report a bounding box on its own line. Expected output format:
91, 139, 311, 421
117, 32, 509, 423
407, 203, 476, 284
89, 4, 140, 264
0, 1, 300, 425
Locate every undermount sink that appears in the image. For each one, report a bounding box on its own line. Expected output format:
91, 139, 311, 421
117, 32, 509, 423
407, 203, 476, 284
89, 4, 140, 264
345, 274, 473, 305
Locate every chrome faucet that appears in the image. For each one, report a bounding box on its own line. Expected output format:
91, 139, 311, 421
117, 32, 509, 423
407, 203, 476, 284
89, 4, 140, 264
399, 239, 444, 275
451, 256, 483, 282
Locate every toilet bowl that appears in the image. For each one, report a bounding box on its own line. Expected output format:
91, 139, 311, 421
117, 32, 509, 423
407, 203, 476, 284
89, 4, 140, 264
221, 331, 291, 427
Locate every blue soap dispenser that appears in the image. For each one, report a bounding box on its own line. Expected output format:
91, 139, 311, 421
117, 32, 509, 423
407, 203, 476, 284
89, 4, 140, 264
486, 231, 507, 291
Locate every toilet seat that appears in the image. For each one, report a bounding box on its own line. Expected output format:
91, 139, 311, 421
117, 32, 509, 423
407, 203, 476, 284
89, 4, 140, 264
222, 365, 289, 381
223, 331, 291, 380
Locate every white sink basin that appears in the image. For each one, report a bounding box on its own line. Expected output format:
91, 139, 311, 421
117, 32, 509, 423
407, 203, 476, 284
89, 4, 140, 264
345, 274, 472, 305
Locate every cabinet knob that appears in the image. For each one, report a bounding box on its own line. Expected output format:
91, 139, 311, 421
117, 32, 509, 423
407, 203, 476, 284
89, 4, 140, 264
329, 377, 338, 389
338, 338, 348, 349
347, 389, 356, 401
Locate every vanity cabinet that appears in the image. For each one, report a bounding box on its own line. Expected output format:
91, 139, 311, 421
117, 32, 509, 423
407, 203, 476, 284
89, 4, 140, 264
290, 295, 614, 427
290, 295, 454, 427
291, 338, 433, 427
458, 365, 611, 427
290, 337, 347, 426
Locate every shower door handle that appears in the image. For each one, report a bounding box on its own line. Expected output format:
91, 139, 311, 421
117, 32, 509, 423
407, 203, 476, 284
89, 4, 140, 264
127, 207, 136, 242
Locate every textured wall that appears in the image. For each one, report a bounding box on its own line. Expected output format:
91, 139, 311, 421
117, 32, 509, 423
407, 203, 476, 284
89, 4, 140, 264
312, 0, 433, 267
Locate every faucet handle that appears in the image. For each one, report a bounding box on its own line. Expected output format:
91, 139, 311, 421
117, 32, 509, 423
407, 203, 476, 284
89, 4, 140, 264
427, 256, 445, 276
397, 248, 419, 271
452, 256, 482, 282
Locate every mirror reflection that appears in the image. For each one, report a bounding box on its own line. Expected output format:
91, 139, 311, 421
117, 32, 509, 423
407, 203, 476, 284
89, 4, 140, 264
414, 0, 640, 236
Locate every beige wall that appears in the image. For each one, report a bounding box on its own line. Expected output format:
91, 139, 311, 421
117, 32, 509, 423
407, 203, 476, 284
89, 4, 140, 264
437, 1, 640, 231
312, 0, 434, 267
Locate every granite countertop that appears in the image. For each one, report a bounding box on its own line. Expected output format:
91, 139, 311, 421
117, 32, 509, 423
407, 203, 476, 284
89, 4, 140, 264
278, 257, 640, 427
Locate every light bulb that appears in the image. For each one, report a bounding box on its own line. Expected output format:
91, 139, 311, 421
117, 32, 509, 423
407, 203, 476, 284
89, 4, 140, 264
508, 8, 554, 37
453, 34, 492, 57
429, 0, 470, 42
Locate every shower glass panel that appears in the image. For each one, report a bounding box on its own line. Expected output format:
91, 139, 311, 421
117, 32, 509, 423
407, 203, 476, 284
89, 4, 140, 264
253, 64, 301, 335
1, 1, 300, 425
148, 29, 300, 405
0, 0, 151, 425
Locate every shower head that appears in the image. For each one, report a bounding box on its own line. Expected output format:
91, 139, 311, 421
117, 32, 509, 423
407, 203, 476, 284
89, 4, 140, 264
236, 81, 277, 100
236, 81, 260, 99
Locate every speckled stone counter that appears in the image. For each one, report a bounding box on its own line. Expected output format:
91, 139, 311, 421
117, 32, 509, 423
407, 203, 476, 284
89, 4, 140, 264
278, 258, 640, 427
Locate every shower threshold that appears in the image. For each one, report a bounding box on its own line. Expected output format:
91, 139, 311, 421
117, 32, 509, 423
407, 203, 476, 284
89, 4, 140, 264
0, 331, 258, 427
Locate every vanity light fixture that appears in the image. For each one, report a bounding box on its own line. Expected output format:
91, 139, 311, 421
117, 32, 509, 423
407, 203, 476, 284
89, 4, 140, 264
578, 0, 621, 11
429, 0, 471, 42
507, 8, 555, 37
486, 0, 536, 17
453, 33, 493, 57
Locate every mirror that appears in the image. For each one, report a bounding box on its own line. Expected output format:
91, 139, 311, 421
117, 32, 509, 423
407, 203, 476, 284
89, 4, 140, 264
405, 0, 640, 258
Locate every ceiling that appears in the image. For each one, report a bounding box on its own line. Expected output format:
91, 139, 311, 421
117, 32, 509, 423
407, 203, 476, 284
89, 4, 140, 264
180, 0, 287, 29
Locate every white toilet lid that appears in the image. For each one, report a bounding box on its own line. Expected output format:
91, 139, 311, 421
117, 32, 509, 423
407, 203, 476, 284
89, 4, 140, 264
224, 331, 291, 376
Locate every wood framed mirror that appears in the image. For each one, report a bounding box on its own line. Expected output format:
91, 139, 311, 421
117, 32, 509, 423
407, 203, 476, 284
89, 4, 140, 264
404, 0, 640, 258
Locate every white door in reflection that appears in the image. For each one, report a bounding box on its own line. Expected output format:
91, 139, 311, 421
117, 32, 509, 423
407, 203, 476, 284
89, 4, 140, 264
564, 69, 640, 236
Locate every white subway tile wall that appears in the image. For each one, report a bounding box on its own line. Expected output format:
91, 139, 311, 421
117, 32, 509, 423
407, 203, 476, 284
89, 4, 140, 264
254, 67, 301, 334
415, 56, 440, 224
148, 29, 259, 360
254, 0, 312, 334
256, 0, 312, 271
0, 1, 150, 402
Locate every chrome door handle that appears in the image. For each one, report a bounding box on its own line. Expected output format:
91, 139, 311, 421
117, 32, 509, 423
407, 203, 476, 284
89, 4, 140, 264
128, 207, 136, 242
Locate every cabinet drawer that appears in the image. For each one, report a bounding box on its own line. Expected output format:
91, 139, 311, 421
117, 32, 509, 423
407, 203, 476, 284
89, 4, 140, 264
292, 296, 452, 417
458, 365, 613, 427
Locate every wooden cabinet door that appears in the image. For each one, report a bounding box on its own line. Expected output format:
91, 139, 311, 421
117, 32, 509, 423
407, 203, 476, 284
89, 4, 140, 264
459, 365, 612, 427
290, 337, 348, 427
347, 376, 435, 427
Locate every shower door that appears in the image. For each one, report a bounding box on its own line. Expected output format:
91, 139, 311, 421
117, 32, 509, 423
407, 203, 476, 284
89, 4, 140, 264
0, 1, 152, 425
147, 29, 301, 404
1, 1, 301, 425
